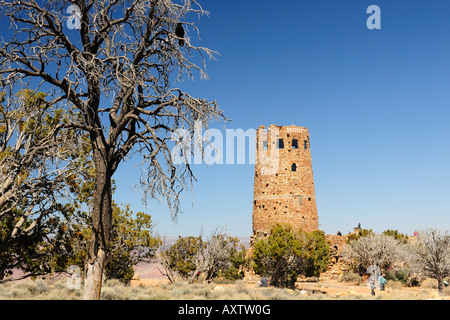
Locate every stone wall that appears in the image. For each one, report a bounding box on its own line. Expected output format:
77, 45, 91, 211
252, 125, 318, 236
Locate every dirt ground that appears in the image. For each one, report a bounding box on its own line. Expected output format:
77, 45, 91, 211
130, 277, 449, 300
295, 278, 423, 298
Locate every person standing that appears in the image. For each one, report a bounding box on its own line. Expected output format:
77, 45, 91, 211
378, 273, 389, 291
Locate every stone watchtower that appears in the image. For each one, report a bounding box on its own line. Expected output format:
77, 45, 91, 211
252, 125, 318, 237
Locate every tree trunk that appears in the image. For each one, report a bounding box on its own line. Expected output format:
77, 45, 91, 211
83, 145, 113, 300
435, 268, 444, 294
437, 278, 444, 293
83, 247, 108, 299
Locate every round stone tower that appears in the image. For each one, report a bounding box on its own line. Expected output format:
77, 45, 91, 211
252, 124, 318, 237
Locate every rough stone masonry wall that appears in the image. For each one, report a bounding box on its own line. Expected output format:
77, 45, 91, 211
252, 125, 319, 236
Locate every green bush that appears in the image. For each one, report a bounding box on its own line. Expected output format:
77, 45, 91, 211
252, 224, 329, 288
382, 230, 408, 244
165, 236, 204, 279
345, 229, 374, 243
385, 269, 409, 284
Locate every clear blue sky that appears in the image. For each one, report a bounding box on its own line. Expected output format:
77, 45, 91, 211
3, 1, 450, 237
113, 0, 450, 237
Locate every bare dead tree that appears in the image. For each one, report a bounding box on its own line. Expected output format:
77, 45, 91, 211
406, 229, 450, 293
0, 0, 225, 299
343, 233, 405, 273
189, 231, 237, 283
155, 236, 180, 283
156, 231, 240, 284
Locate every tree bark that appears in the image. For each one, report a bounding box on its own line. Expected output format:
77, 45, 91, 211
83, 142, 113, 300
83, 247, 108, 299
437, 273, 444, 293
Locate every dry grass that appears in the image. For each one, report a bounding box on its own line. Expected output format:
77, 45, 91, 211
0, 277, 448, 300
420, 278, 438, 289
0, 278, 82, 300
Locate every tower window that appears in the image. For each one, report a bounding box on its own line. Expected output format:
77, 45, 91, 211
277, 138, 284, 149
262, 140, 268, 150
291, 163, 297, 172
304, 140, 308, 150
292, 139, 298, 149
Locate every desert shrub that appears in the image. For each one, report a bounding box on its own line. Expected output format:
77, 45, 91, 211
219, 244, 247, 281
252, 225, 329, 289
406, 229, 450, 292
104, 278, 127, 288
165, 236, 204, 279
382, 230, 409, 244
212, 278, 236, 284
339, 271, 362, 283
385, 269, 409, 284
8, 279, 49, 296
443, 286, 450, 296
305, 276, 319, 282
343, 233, 404, 274
204, 234, 247, 282
26, 280, 49, 295
100, 286, 120, 300
421, 278, 438, 289
384, 270, 396, 281
345, 229, 374, 243
160, 233, 246, 283
389, 280, 403, 290
105, 250, 135, 282
394, 270, 409, 284
304, 230, 330, 277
